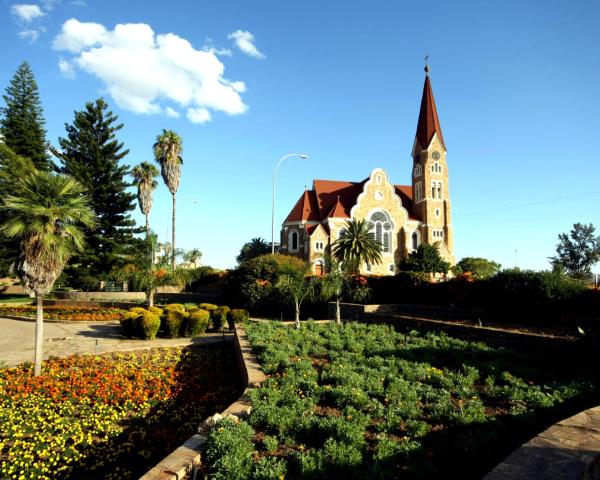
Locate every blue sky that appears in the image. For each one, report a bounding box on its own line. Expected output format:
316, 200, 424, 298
1, 0, 599, 272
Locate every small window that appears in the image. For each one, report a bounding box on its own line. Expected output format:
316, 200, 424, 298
376, 174, 382, 184
412, 232, 418, 250
289, 231, 299, 251
435, 208, 440, 217
366, 263, 371, 272
389, 264, 394, 273
338, 229, 347, 239
431, 183, 436, 198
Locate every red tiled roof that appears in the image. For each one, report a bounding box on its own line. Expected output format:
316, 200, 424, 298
416, 75, 445, 151
286, 179, 421, 224
285, 189, 320, 222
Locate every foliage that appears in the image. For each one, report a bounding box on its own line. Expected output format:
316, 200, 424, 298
212, 321, 600, 480
53, 98, 139, 287
187, 310, 210, 337
204, 419, 255, 480
211, 306, 230, 331
276, 261, 317, 328
0, 305, 124, 322
453, 257, 501, 279
131, 161, 159, 235
228, 308, 250, 328
332, 219, 382, 274
549, 223, 600, 281
400, 244, 450, 276
182, 248, 202, 266
161, 307, 188, 338
136, 312, 161, 339
0, 345, 241, 479
200, 303, 218, 311
0, 61, 50, 170
0, 143, 36, 275
237, 237, 271, 264
153, 129, 183, 270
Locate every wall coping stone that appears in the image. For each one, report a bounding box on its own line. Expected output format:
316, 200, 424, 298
139, 325, 266, 480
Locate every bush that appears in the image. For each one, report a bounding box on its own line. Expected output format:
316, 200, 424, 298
148, 306, 164, 317
187, 310, 210, 337
164, 303, 186, 312
211, 306, 230, 331
162, 308, 188, 338
204, 419, 255, 480
129, 307, 149, 315
228, 309, 249, 329
119, 311, 140, 338
135, 312, 161, 340
199, 303, 218, 312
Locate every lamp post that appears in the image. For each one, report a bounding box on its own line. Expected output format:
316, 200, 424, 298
272, 153, 309, 254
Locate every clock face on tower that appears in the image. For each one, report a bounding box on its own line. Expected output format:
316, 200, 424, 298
432, 151, 441, 160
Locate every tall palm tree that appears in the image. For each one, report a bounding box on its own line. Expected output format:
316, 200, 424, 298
332, 218, 383, 274
236, 237, 270, 264
0, 171, 96, 376
153, 129, 183, 271
131, 161, 159, 238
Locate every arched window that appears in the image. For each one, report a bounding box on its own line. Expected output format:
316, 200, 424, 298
437, 182, 442, 199
289, 230, 299, 252
412, 231, 419, 250
367, 211, 393, 253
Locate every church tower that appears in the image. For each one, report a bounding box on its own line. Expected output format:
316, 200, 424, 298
411, 62, 454, 262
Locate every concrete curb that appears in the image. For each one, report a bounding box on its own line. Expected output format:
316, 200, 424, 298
139, 324, 266, 480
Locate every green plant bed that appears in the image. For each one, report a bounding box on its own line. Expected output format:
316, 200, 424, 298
203, 321, 600, 480
0, 295, 32, 305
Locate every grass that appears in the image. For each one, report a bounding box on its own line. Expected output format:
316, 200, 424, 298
203, 321, 600, 480
0, 295, 32, 305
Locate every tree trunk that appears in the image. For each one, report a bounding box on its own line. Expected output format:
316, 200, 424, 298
34, 292, 43, 377
145, 212, 150, 239
295, 301, 300, 329
147, 288, 155, 308
335, 297, 341, 325
172, 192, 176, 271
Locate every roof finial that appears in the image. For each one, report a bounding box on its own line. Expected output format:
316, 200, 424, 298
424, 54, 430, 75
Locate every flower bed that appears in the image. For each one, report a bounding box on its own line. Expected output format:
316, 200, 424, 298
0, 305, 126, 322
202, 321, 600, 479
0, 344, 242, 479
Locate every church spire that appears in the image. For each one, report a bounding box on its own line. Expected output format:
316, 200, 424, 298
415, 61, 445, 151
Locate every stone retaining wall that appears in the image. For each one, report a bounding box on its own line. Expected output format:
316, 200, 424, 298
139, 325, 265, 480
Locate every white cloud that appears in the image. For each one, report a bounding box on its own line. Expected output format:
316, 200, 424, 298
53, 19, 248, 123
18, 29, 40, 42
228, 30, 265, 59
40, 0, 61, 10
58, 57, 75, 78
186, 107, 211, 124
165, 107, 180, 118
11, 4, 45, 22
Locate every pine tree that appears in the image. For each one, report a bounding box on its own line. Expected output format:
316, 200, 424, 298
54, 98, 140, 288
0, 61, 50, 170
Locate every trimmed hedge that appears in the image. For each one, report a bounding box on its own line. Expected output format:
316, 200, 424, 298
187, 310, 210, 337
228, 309, 249, 329
136, 312, 161, 339
162, 308, 189, 338
211, 306, 230, 331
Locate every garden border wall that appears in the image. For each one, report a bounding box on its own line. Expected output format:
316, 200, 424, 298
139, 325, 265, 480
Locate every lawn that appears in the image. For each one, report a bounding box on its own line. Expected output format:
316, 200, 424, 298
203, 321, 600, 480
0, 295, 32, 305
0, 343, 242, 480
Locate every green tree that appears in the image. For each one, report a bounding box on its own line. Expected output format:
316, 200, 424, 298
400, 244, 450, 278
0, 61, 50, 170
276, 260, 316, 328
0, 171, 96, 376
131, 161, 159, 238
153, 129, 183, 271
453, 257, 501, 279
237, 237, 271, 264
0, 144, 35, 275
114, 233, 190, 307
320, 254, 370, 324
183, 248, 202, 266
332, 218, 382, 274
53, 98, 139, 288
549, 223, 600, 281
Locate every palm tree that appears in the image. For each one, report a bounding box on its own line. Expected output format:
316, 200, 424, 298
332, 218, 383, 274
131, 161, 159, 238
237, 237, 271, 264
153, 129, 183, 271
0, 171, 96, 376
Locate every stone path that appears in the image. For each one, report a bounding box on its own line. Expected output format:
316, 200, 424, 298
0, 316, 228, 367
484, 406, 600, 480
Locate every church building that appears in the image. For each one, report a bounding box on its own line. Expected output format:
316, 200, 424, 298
279, 65, 455, 275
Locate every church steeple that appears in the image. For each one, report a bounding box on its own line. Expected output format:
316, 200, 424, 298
415, 64, 445, 151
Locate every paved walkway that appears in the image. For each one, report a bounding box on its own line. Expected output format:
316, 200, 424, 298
0, 317, 228, 367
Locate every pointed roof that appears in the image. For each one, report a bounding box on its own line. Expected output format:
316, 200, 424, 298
415, 72, 446, 151
285, 189, 320, 222
326, 195, 348, 218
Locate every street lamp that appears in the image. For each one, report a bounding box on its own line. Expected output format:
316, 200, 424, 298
272, 153, 309, 254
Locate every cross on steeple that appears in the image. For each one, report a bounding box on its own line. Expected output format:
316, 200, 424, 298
424, 54, 430, 75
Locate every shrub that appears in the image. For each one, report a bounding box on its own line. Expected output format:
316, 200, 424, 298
164, 303, 186, 312
199, 303, 218, 311
187, 310, 210, 337
211, 306, 230, 331
204, 419, 255, 480
148, 306, 164, 317
119, 311, 140, 338
162, 308, 188, 338
135, 312, 161, 340
129, 307, 149, 315
252, 456, 287, 480
228, 308, 249, 329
